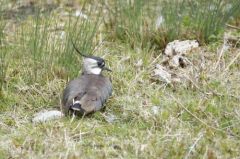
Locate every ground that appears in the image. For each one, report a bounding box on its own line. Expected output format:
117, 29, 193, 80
0, 1, 240, 159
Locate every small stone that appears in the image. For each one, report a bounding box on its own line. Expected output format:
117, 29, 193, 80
153, 64, 171, 83
32, 110, 64, 123
152, 106, 159, 115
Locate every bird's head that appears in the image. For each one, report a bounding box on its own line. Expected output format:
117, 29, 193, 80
71, 39, 111, 75
83, 56, 111, 75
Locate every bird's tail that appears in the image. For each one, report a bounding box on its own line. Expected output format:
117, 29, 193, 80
69, 99, 85, 115
32, 110, 64, 123
70, 100, 81, 111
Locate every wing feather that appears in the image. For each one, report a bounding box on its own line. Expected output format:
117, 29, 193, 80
62, 74, 112, 115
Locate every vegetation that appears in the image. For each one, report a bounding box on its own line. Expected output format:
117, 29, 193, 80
0, 2, 7, 98
0, 0, 240, 158
154, 0, 240, 47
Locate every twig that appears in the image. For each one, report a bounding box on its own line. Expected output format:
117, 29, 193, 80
70, 113, 76, 123
208, 89, 240, 101
91, 37, 107, 55
180, 73, 201, 90
214, 36, 228, 70
184, 132, 204, 159
150, 53, 162, 67
226, 24, 240, 30
223, 49, 240, 72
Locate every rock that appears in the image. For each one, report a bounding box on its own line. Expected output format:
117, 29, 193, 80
151, 106, 159, 115
153, 64, 171, 83
32, 110, 64, 123
153, 40, 199, 84
169, 55, 188, 68
164, 40, 199, 57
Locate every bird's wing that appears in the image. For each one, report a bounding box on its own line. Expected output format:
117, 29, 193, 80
96, 76, 112, 110
99, 77, 112, 104
62, 77, 87, 115
79, 76, 112, 113
62, 75, 112, 115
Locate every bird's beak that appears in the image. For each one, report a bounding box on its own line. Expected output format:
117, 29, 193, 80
103, 66, 112, 72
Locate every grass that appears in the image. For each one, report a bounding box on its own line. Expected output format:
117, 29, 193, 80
154, 0, 240, 46
0, 24, 7, 98
0, 0, 240, 158
103, 0, 156, 49
104, 0, 240, 50
0, 1, 8, 98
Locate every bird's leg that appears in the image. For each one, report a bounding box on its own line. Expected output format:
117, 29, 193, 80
70, 109, 76, 122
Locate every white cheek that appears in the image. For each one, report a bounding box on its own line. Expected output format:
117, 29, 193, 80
84, 58, 97, 64
90, 68, 101, 75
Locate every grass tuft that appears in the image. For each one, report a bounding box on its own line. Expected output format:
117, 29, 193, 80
58, 4, 102, 78
0, 2, 8, 98
103, 0, 153, 49
155, 0, 240, 46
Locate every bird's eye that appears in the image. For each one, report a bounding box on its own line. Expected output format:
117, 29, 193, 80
98, 61, 105, 68
101, 62, 105, 66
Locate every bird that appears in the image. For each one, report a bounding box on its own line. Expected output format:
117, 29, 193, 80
61, 41, 112, 116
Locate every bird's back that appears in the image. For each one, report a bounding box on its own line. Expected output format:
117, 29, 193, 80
62, 74, 112, 115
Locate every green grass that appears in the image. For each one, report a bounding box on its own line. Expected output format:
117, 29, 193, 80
0, 0, 240, 158
0, 2, 8, 98
103, 0, 240, 50
154, 0, 240, 46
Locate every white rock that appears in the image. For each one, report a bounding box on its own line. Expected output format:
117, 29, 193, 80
151, 106, 159, 115
171, 55, 181, 67
164, 40, 199, 57
32, 110, 64, 123
153, 64, 171, 83
169, 55, 188, 68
